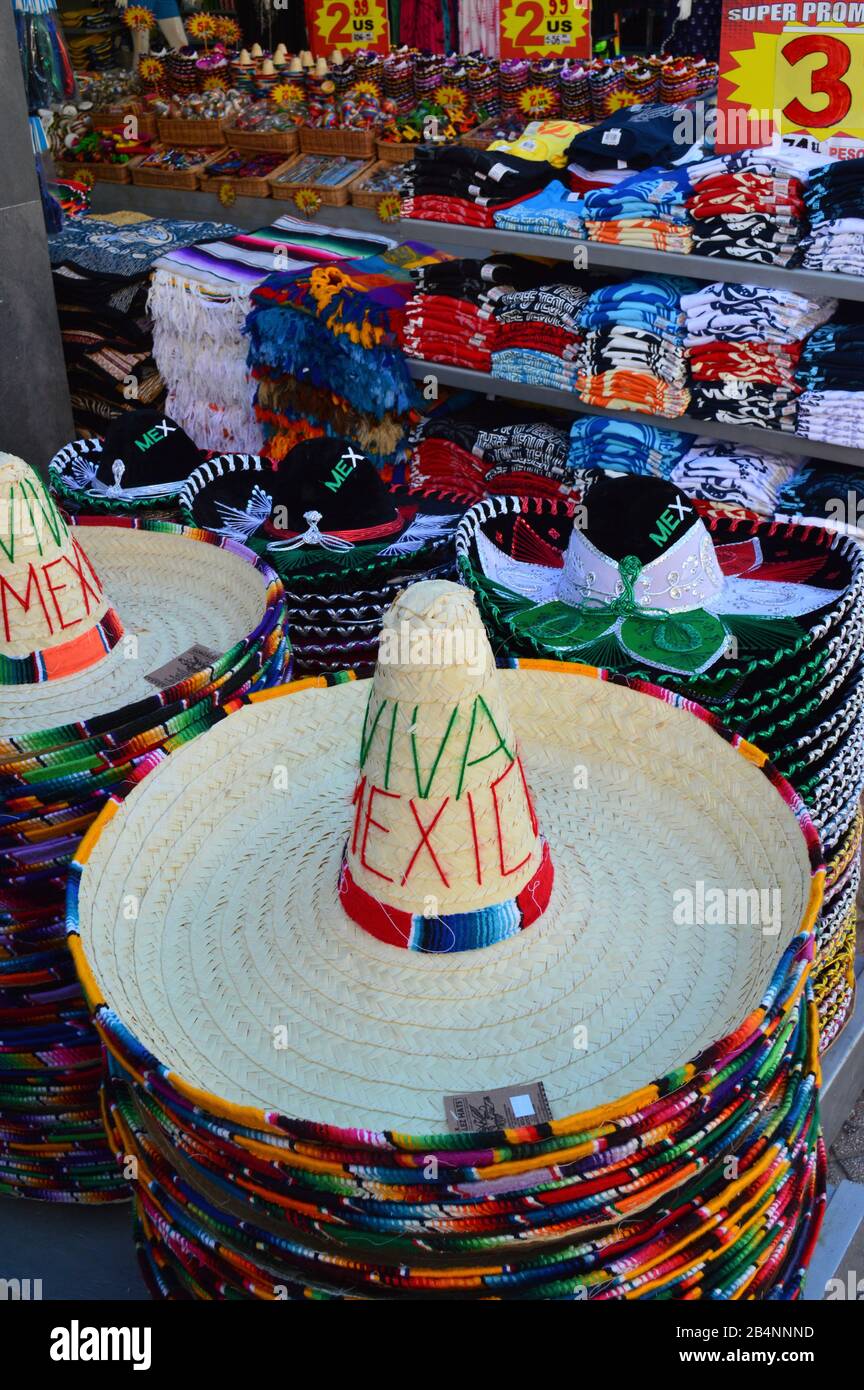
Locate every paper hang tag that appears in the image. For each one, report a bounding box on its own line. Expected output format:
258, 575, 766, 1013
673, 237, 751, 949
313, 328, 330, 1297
145, 643, 222, 689
601, 128, 622, 146
444, 1080, 552, 1134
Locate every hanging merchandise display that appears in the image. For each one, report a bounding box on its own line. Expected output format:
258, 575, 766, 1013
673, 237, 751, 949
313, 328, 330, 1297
244, 242, 443, 470
67, 578, 826, 1299
0, 449, 291, 1201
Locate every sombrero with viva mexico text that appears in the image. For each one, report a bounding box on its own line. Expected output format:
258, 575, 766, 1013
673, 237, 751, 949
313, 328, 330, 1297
0, 454, 288, 745
69, 580, 826, 1295
0, 451, 290, 1202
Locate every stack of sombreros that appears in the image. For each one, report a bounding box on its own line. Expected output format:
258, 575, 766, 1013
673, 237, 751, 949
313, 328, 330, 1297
456, 476, 864, 1048
178, 437, 464, 677
0, 452, 291, 1201
68, 579, 826, 1298
48, 408, 208, 521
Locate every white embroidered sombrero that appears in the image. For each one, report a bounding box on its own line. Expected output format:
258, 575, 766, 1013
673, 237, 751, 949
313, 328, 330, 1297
458, 475, 851, 677
72, 579, 819, 1134
0, 453, 277, 740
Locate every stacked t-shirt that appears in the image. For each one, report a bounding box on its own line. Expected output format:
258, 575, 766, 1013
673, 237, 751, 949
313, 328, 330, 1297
682, 282, 837, 432
493, 180, 586, 238
801, 157, 864, 274
400, 256, 514, 371
795, 323, 864, 448
402, 146, 555, 229
407, 407, 579, 500
563, 102, 696, 172
686, 157, 806, 266
668, 438, 803, 516
566, 416, 694, 475
491, 282, 587, 392
399, 255, 560, 372
583, 164, 693, 252
577, 274, 694, 418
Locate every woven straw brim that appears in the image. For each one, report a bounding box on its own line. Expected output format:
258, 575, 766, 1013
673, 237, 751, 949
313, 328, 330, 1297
0, 528, 271, 738
72, 664, 820, 1136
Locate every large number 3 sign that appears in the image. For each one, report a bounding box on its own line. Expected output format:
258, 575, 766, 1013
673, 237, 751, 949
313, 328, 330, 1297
780, 32, 853, 127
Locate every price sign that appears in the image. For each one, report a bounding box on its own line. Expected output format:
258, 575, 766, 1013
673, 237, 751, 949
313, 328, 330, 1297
499, 0, 592, 61
305, 0, 390, 57
718, 3, 864, 152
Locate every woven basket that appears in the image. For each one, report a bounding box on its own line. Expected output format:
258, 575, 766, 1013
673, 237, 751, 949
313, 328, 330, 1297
268, 153, 371, 207
375, 139, 421, 163
200, 154, 297, 198
223, 125, 300, 155
299, 126, 376, 157
131, 148, 227, 191
156, 116, 226, 146
55, 158, 139, 184
91, 108, 158, 143
349, 160, 405, 210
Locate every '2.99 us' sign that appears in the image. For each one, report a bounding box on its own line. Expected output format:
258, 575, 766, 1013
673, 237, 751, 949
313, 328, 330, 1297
305, 0, 390, 56
500, 0, 592, 61
718, 2, 864, 152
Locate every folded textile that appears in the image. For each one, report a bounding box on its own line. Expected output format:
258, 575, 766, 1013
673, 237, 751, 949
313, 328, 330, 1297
566, 416, 694, 475
669, 438, 803, 515
493, 180, 585, 237
796, 390, 864, 447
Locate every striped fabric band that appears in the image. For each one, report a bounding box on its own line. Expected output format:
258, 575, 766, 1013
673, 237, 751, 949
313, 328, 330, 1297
0, 608, 124, 686
338, 838, 554, 953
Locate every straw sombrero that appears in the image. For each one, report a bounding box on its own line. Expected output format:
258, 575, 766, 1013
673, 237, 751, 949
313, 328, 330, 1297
49, 408, 203, 515
0, 451, 290, 1202
0, 456, 283, 742
71, 579, 820, 1134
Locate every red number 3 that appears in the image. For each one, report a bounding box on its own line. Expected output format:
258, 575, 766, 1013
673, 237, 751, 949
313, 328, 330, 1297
781, 34, 852, 128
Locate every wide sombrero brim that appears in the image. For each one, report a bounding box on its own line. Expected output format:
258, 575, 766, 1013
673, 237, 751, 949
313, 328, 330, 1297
71, 664, 821, 1138
0, 524, 275, 739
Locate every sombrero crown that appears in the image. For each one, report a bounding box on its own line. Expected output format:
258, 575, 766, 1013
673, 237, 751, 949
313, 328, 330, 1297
338, 581, 553, 951
0, 453, 122, 684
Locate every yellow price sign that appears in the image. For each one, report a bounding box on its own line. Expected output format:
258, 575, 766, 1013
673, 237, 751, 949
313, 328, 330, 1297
305, 0, 390, 55
775, 27, 864, 136
500, 0, 591, 61
719, 5, 864, 149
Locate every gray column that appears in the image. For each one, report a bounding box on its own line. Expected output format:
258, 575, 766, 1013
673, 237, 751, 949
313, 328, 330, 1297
0, 1, 73, 474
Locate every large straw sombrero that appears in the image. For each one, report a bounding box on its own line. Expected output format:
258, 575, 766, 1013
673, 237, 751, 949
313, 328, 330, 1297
69, 581, 826, 1297
0, 452, 291, 1201
72, 579, 820, 1130
0, 457, 286, 743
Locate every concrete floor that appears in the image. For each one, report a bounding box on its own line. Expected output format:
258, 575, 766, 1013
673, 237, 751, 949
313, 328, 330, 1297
0, 1197, 148, 1301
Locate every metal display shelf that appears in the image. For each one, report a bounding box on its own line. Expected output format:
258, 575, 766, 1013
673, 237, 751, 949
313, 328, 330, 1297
86, 183, 864, 466
87, 183, 864, 302
405, 358, 864, 469
404, 218, 864, 302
